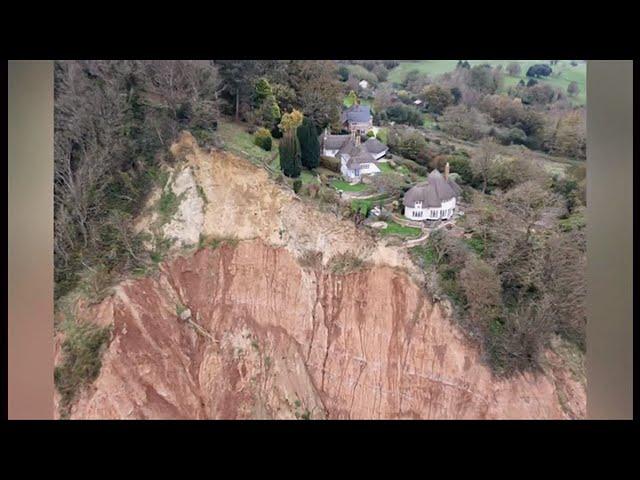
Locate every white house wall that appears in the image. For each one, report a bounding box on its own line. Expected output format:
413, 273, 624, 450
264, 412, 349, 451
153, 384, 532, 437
405, 197, 457, 220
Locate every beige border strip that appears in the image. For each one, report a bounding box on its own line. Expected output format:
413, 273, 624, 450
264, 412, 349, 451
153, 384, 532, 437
8, 60, 54, 419
586, 60, 633, 419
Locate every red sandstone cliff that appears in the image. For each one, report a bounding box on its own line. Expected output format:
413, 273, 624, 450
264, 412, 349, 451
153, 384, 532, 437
59, 241, 583, 419
55, 133, 585, 419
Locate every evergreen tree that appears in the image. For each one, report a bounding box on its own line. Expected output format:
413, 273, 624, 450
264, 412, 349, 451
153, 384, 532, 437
279, 133, 302, 177
297, 117, 320, 169
278, 110, 303, 178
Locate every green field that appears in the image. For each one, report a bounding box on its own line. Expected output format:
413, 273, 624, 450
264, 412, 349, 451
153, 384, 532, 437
379, 221, 422, 238
388, 60, 586, 106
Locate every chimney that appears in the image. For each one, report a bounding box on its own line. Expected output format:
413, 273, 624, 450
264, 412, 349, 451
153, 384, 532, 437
444, 162, 450, 180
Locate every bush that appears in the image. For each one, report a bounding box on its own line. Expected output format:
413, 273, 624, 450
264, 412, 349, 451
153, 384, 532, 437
298, 249, 323, 270
329, 252, 366, 275
366, 130, 375, 138
447, 154, 473, 184
387, 127, 432, 164
54, 320, 111, 417
293, 179, 303, 194
393, 157, 429, 177
526, 64, 552, 78
158, 188, 180, 225
320, 155, 341, 173
384, 104, 423, 126
337, 65, 350, 82
254, 127, 273, 151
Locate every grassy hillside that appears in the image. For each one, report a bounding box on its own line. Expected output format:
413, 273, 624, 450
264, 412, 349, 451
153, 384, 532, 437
388, 60, 586, 106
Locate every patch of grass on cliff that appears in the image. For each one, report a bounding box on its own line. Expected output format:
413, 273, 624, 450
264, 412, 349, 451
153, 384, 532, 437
54, 320, 111, 418
463, 235, 486, 256
409, 244, 437, 267
297, 249, 323, 271
198, 233, 239, 250
329, 251, 366, 275
158, 189, 180, 225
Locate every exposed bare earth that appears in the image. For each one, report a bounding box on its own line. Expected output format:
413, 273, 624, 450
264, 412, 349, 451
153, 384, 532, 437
55, 132, 585, 419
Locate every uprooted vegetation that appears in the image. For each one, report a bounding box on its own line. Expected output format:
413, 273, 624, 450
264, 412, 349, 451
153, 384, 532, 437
328, 251, 367, 275
297, 249, 324, 271
54, 320, 112, 418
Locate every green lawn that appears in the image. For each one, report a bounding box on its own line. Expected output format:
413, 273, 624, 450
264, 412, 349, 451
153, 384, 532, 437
331, 180, 368, 192
377, 162, 394, 173
344, 95, 372, 108
379, 221, 422, 238
217, 121, 279, 166
388, 60, 586, 106
351, 194, 390, 215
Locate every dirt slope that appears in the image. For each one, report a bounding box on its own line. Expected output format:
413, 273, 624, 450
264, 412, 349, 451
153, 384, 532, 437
56, 132, 585, 419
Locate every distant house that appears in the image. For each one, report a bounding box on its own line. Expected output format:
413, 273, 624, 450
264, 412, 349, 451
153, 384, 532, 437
341, 104, 373, 135
403, 164, 462, 221
320, 130, 388, 182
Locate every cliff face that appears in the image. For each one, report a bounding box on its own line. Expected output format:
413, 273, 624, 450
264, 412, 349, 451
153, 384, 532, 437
63, 241, 582, 419
56, 132, 585, 419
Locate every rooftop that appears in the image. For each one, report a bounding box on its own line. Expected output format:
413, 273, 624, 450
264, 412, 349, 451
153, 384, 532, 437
342, 105, 372, 124
403, 169, 462, 208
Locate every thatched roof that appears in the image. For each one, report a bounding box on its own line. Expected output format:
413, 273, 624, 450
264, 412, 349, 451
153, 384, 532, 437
346, 150, 376, 169
403, 169, 461, 208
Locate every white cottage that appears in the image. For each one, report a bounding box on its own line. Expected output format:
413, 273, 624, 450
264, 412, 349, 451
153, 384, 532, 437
403, 164, 462, 221
320, 131, 389, 182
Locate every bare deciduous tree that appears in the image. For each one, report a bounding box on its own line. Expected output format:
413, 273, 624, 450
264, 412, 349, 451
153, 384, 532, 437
471, 137, 500, 193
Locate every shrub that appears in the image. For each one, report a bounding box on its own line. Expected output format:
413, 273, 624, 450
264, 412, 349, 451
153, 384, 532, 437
329, 252, 366, 275
254, 127, 273, 151
526, 64, 553, 78
293, 179, 303, 194
54, 320, 111, 418
320, 155, 341, 173
337, 65, 350, 82
366, 130, 375, 138
158, 188, 180, 225
447, 154, 473, 184
384, 104, 423, 126
298, 249, 323, 270
319, 186, 339, 204
393, 157, 429, 177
